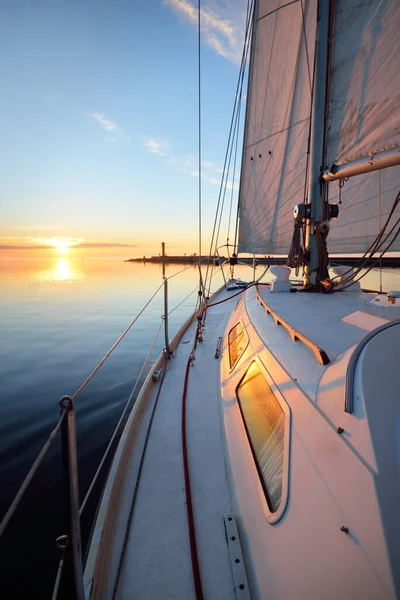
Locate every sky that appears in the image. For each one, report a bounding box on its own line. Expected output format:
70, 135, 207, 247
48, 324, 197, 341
0, 0, 248, 258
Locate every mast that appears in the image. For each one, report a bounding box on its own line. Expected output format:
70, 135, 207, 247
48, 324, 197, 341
304, 0, 332, 287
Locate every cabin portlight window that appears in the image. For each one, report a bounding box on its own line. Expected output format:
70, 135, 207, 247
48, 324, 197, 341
236, 361, 285, 513
228, 322, 248, 369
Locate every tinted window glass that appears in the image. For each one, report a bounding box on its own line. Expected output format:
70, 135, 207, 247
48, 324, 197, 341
228, 322, 247, 368
236, 361, 285, 512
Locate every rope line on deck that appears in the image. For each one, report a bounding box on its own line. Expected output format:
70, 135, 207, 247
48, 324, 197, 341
0, 408, 67, 538
181, 318, 205, 600
206, 268, 270, 309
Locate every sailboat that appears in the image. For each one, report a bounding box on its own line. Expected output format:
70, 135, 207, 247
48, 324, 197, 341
79, 2, 400, 598
2, 0, 399, 598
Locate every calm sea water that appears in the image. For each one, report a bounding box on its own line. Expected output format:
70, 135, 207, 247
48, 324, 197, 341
1, 256, 399, 598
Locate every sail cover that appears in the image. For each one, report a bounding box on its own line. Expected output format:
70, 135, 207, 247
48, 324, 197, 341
326, 0, 400, 167
238, 0, 317, 254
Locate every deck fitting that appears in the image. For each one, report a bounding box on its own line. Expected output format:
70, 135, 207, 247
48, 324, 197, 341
224, 514, 250, 599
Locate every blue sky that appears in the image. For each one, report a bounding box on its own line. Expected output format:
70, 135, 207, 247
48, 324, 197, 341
0, 0, 247, 256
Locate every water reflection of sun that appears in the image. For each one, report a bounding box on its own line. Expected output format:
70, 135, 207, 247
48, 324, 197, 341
32, 257, 85, 283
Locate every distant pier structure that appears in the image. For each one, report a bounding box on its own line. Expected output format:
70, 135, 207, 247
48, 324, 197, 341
125, 255, 400, 267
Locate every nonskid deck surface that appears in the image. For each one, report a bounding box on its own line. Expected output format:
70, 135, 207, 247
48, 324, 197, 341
247, 286, 400, 401
115, 290, 239, 600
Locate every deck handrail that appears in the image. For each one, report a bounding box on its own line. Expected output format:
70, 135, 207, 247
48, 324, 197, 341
254, 285, 330, 366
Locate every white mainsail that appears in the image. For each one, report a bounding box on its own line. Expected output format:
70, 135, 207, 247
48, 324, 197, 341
238, 0, 400, 256
326, 0, 400, 254
326, 0, 400, 166
238, 0, 317, 254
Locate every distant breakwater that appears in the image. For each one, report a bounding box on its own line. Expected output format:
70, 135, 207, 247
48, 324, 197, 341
125, 255, 400, 267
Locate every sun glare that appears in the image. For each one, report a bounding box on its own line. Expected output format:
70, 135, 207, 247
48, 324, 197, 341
55, 240, 69, 254
48, 237, 72, 254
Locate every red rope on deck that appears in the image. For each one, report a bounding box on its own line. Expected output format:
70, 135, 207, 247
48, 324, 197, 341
207, 281, 263, 308
181, 322, 204, 600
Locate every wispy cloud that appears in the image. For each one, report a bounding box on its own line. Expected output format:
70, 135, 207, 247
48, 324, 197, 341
145, 139, 170, 157
8, 224, 61, 231
143, 137, 239, 188
0, 236, 137, 251
74, 242, 137, 248
163, 0, 245, 64
89, 112, 131, 144
90, 112, 121, 132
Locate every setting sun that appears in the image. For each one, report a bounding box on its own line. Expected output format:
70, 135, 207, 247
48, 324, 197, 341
54, 239, 70, 254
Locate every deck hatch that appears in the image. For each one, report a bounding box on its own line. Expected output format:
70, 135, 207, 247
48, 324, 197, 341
228, 321, 249, 370
236, 361, 286, 514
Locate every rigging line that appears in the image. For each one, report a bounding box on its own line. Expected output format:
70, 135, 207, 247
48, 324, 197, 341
72, 282, 164, 400
344, 190, 400, 265
378, 170, 382, 292
167, 264, 196, 280
209, 101, 243, 298
339, 226, 400, 291
209, 55, 248, 293
197, 0, 202, 280
168, 285, 200, 316
204, 0, 254, 286
203, 262, 224, 290
300, 0, 312, 95
303, 12, 317, 204
219, 3, 254, 264
214, 99, 242, 259
227, 98, 242, 244
167, 256, 211, 282
79, 319, 164, 517
331, 192, 400, 286
217, 0, 253, 265
0, 409, 67, 538
204, 265, 228, 306
338, 218, 400, 286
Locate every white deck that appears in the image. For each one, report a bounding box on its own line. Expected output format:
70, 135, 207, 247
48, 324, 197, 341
115, 297, 235, 599
86, 283, 400, 599
247, 286, 399, 401
88, 289, 242, 600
